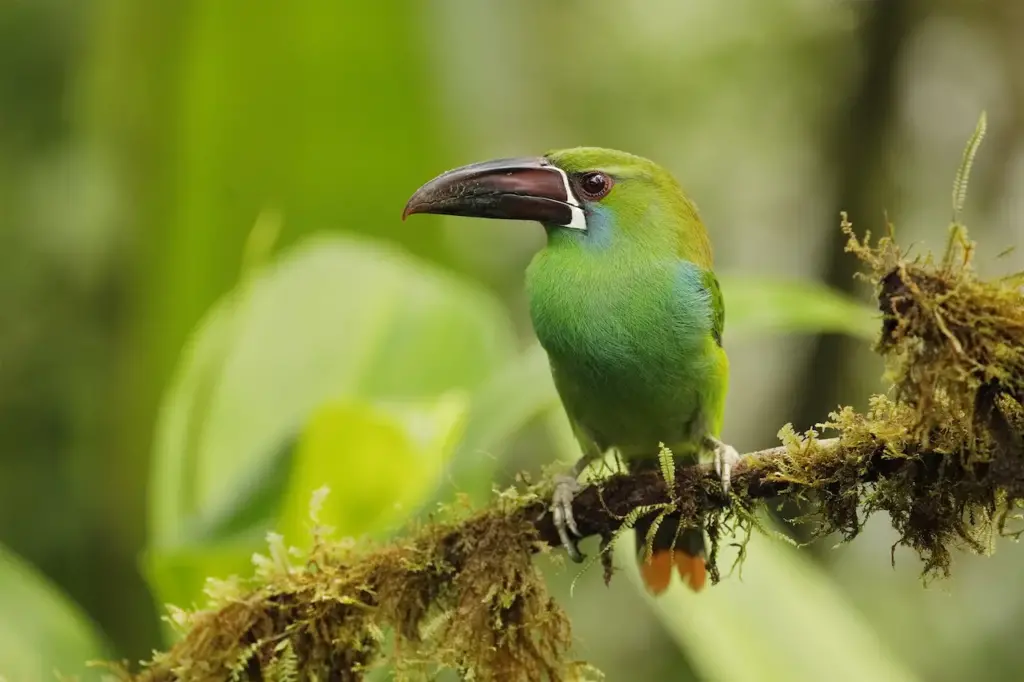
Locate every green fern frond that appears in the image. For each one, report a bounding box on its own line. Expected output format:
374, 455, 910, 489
942, 111, 987, 271
228, 641, 261, 682
952, 110, 987, 224
643, 509, 671, 562
264, 639, 299, 682
620, 503, 671, 529
657, 442, 676, 498
570, 502, 672, 596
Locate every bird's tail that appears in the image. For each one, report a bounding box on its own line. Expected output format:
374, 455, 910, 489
634, 512, 706, 595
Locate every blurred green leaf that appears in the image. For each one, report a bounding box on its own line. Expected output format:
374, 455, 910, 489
613, 525, 919, 682
150, 233, 514, 546
453, 344, 556, 464
0, 543, 109, 681
277, 395, 467, 547
720, 275, 878, 341
439, 343, 561, 505
147, 234, 515, 609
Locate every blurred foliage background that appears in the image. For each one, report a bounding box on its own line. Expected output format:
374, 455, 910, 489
2, 0, 1024, 680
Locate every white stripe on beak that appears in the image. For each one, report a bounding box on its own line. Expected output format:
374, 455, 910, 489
552, 166, 588, 231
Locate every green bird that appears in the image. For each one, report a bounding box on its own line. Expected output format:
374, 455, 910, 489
403, 147, 739, 594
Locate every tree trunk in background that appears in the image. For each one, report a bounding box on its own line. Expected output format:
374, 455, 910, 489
78, 0, 454, 659
793, 0, 915, 434
782, 0, 917, 544
977, 0, 1024, 223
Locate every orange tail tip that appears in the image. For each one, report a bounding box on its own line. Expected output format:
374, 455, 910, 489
640, 551, 707, 595
675, 552, 707, 592
639, 550, 674, 595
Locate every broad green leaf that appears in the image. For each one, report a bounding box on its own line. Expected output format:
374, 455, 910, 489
613, 525, 919, 682
149, 233, 514, 547
146, 235, 515, 613
277, 394, 467, 547
0, 543, 109, 682
720, 275, 878, 341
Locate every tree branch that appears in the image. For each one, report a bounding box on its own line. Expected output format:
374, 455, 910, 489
526, 441, 832, 549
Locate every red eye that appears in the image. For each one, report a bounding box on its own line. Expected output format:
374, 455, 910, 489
577, 172, 613, 200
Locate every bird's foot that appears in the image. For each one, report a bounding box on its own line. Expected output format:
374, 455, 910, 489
551, 473, 584, 563
707, 436, 742, 496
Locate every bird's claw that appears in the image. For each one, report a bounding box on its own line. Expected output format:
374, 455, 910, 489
552, 474, 584, 562
711, 439, 742, 496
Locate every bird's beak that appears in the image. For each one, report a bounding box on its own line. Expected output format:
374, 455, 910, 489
402, 157, 587, 230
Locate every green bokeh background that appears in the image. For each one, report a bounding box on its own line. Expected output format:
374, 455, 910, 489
2, 1, 1024, 680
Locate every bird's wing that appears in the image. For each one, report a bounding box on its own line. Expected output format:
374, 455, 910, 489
701, 269, 725, 346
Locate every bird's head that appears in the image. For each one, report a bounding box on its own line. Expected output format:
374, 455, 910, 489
403, 147, 712, 266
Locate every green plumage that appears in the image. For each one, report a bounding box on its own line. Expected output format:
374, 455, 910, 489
526, 147, 728, 464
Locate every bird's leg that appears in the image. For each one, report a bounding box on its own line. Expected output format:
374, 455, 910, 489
704, 435, 741, 496
551, 456, 595, 563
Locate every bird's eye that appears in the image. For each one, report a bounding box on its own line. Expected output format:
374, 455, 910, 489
577, 172, 613, 200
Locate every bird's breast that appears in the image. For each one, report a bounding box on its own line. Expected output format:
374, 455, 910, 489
526, 256, 708, 368
525, 254, 716, 452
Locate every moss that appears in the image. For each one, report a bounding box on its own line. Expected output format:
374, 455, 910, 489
751, 212, 1024, 579
763, 395, 980, 579
845, 217, 1024, 461
119, 491, 588, 682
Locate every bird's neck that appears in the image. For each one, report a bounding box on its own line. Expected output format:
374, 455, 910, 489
544, 201, 713, 268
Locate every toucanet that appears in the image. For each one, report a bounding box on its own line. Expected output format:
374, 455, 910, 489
403, 147, 740, 594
